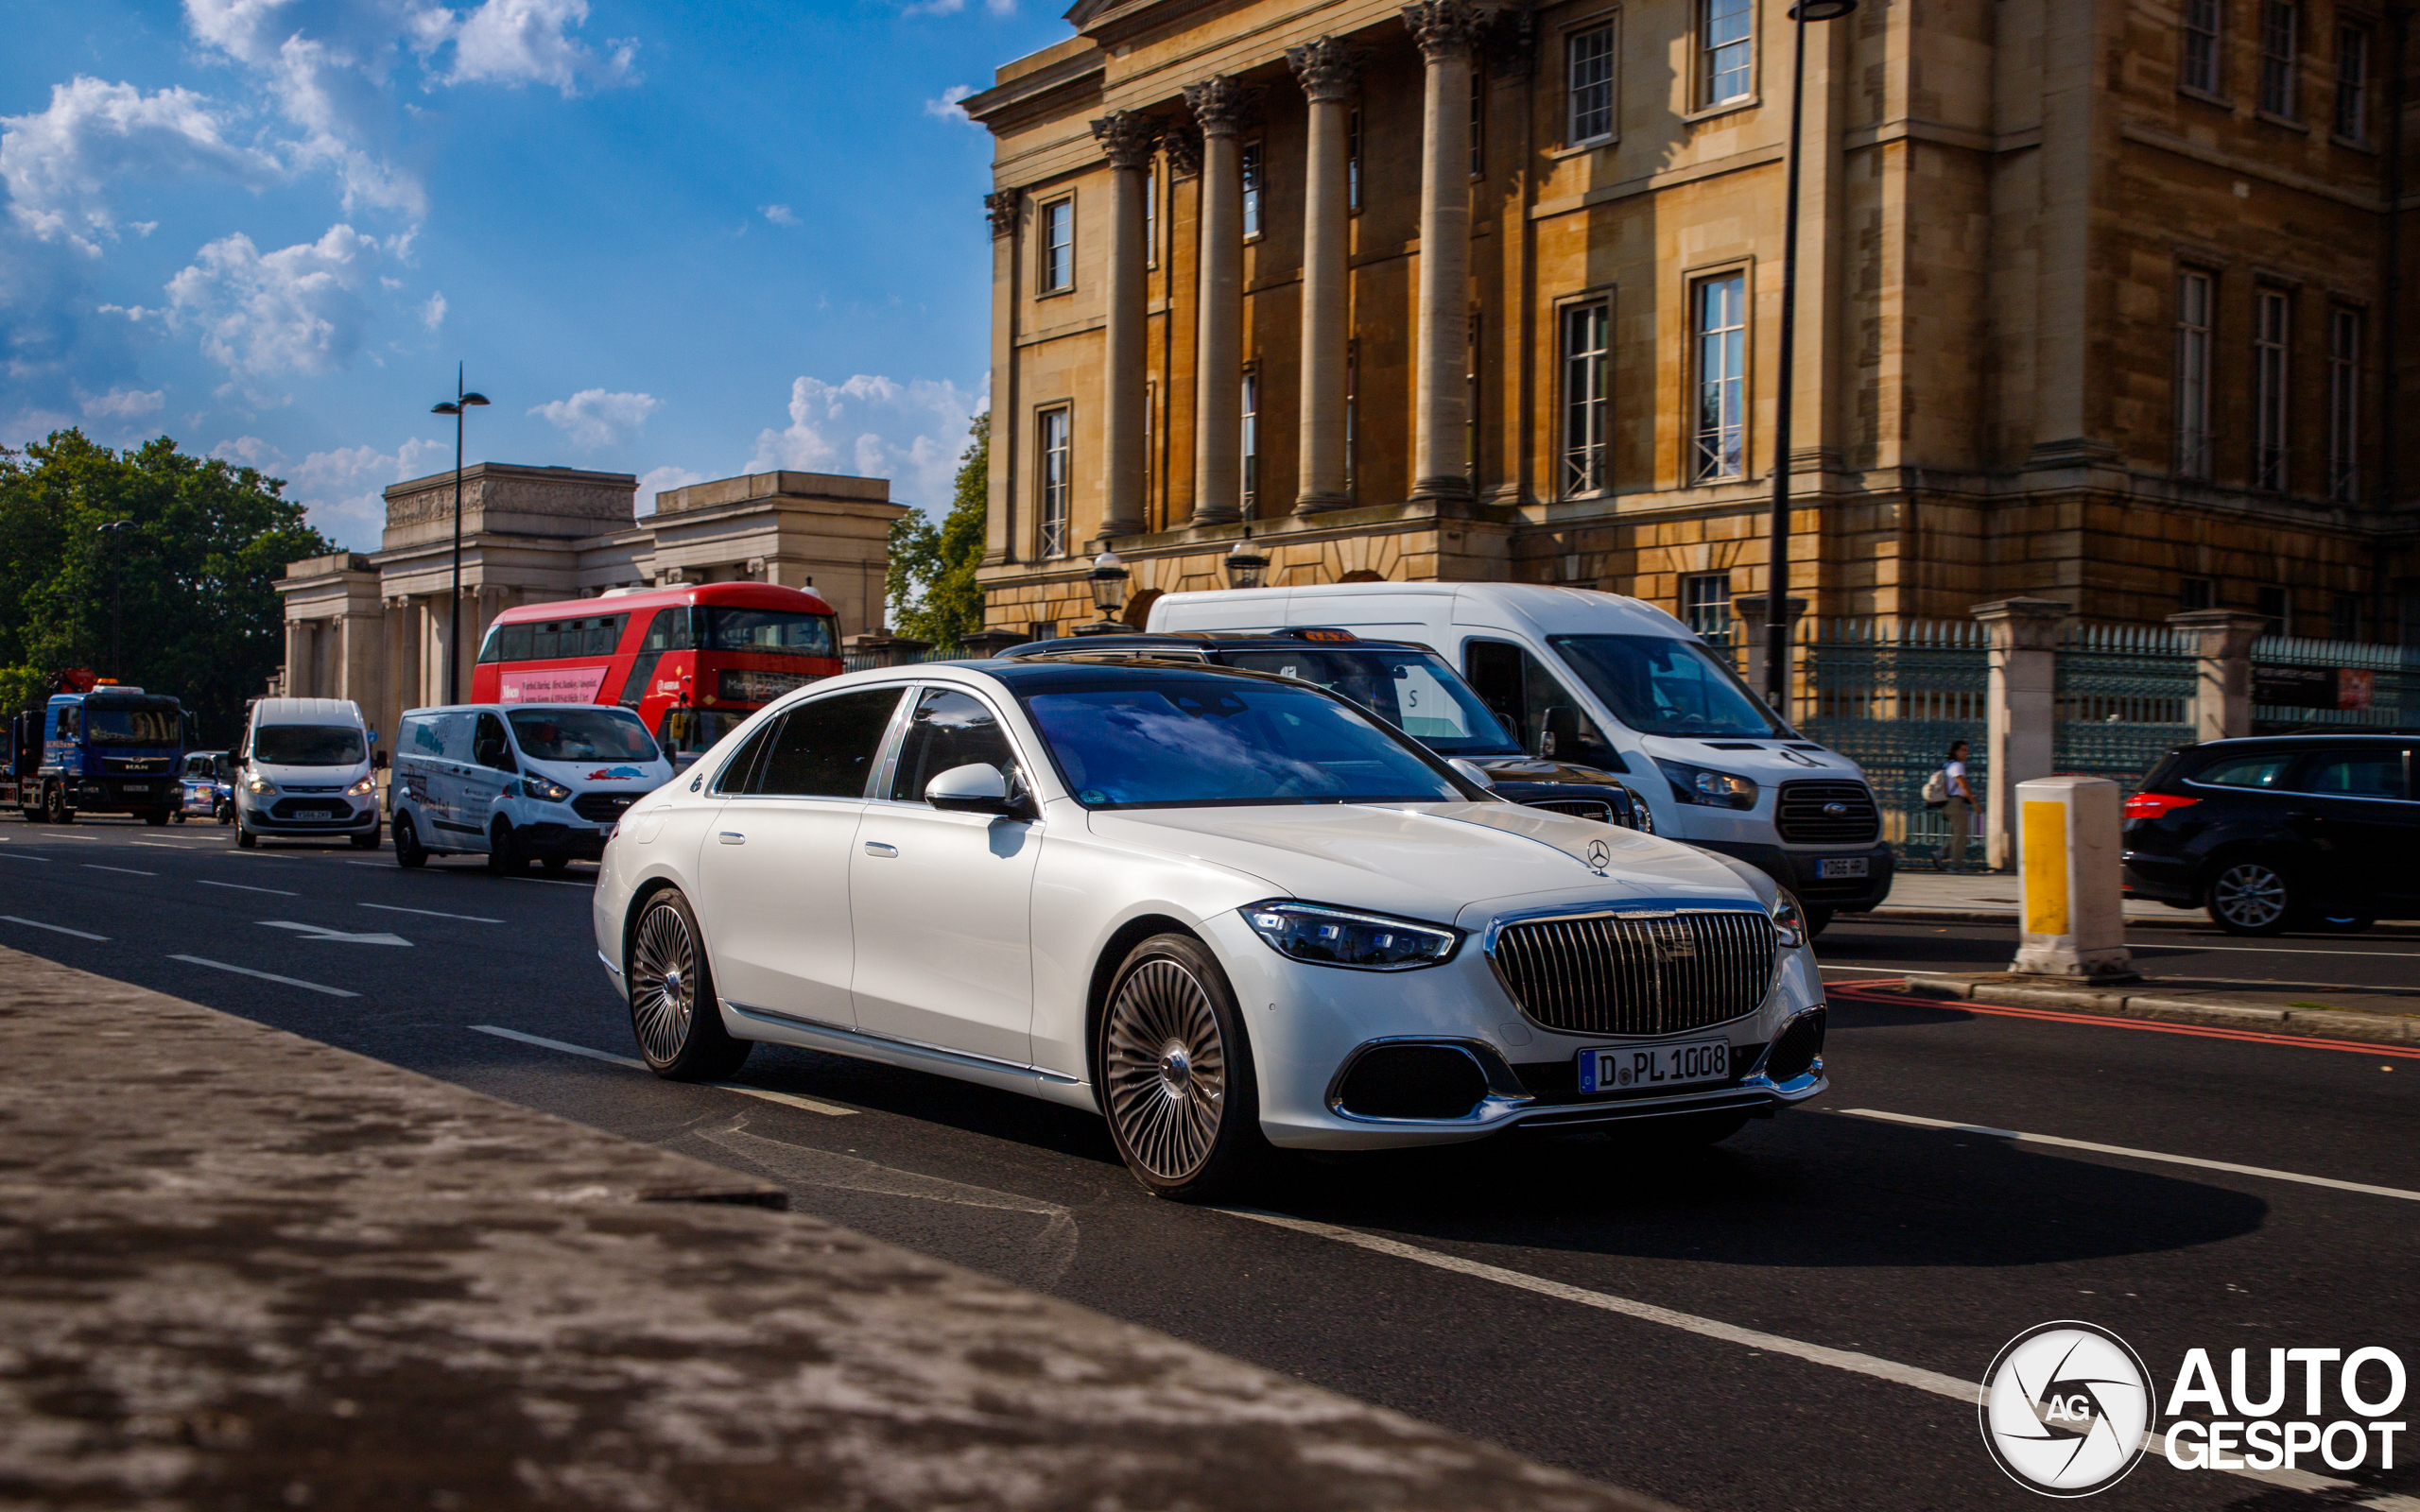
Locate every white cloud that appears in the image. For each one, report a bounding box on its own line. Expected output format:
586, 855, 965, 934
425, 0, 638, 94
0, 77, 281, 254
924, 84, 977, 125
212, 431, 447, 548
166, 223, 382, 379
419, 289, 445, 328
749, 373, 977, 511
80, 387, 164, 419
634, 463, 704, 515
761, 203, 797, 226
528, 387, 658, 449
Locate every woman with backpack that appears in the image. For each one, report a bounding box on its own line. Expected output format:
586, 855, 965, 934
1924, 740, 1977, 871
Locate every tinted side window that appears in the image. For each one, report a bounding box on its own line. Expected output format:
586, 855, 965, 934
890, 689, 1018, 802
711, 719, 780, 796
1462, 640, 1608, 759
754, 689, 905, 798
2189, 754, 2294, 788
2291, 749, 2407, 799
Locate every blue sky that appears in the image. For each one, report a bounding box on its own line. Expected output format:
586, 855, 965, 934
1, 0, 1067, 549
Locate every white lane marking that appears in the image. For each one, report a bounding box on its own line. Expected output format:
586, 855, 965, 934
83, 864, 156, 876
198, 879, 298, 897
0, 851, 53, 861
2, 915, 109, 940
467, 1024, 857, 1116
1222, 1209, 2358, 1497
128, 841, 184, 850
360, 902, 502, 924
259, 919, 411, 947
169, 954, 358, 998
502, 874, 593, 888
1841, 1108, 2420, 1203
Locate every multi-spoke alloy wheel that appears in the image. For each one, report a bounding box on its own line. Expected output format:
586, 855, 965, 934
1099, 934, 1263, 1200
626, 889, 750, 1080
2208, 858, 2293, 936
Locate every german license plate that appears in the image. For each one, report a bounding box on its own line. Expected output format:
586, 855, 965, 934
1816, 857, 1869, 879
1578, 1037, 1732, 1094
294, 808, 333, 820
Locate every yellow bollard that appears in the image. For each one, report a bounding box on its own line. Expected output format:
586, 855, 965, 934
2012, 775, 2135, 979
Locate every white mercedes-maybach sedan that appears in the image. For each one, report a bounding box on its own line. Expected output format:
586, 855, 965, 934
593, 660, 1827, 1199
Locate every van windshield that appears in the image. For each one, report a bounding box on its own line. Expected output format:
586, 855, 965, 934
1217, 647, 1520, 755
1549, 634, 1789, 739
253, 725, 366, 765
509, 707, 660, 763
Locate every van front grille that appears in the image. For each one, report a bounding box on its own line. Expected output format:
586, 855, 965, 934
1774, 781, 1880, 843
573, 792, 636, 823
1488, 908, 1777, 1038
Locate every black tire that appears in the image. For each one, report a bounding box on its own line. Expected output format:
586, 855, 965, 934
542, 856, 571, 875
45, 783, 73, 824
1098, 932, 1267, 1201
485, 820, 523, 875
173, 810, 186, 824
2206, 854, 2298, 936
351, 824, 380, 850
235, 815, 256, 849
216, 799, 232, 825
1802, 906, 1834, 938
626, 888, 751, 1080
392, 812, 426, 868
144, 807, 170, 827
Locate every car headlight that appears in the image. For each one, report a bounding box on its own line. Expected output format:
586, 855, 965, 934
520, 776, 573, 803
346, 775, 376, 798
1654, 759, 1757, 810
244, 774, 275, 795
1241, 900, 1461, 971
1770, 888, 1808, 950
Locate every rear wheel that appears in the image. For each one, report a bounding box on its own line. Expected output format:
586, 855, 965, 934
1098, 933, 1266, 1201
2207, 855, 2299, 936
215, 799, 232, 825
541, 856, 571, 875
626, 888, 750, 1080
173, 810, 186, 824
392, 812, 426, 868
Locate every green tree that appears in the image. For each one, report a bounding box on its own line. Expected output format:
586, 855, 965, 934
886, 413, 988, 649
0, 430, 334, 745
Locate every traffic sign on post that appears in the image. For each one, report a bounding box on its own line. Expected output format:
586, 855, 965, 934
2013, 775, 2135, 980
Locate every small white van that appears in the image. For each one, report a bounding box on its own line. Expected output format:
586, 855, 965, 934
235, 697, 379, 850
389, 702, 674, 873
1150, 582, 1893, 923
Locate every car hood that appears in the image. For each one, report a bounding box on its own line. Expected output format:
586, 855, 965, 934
1466, 756, 1634, 789
1086, 802, 1763, 927
1634, 734, 1867, 782
524, 755, 674, 791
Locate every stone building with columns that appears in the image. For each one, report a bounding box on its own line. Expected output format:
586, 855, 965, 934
275, 464, 907, 748
964, 0, 2417, 644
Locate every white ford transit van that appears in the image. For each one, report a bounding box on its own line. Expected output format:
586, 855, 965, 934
1150, 582, 1893, 924
389, 702, 674, 873
235, 696, 379, 850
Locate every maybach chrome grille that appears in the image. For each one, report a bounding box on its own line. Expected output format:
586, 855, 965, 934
1488, 908, 1777, 1037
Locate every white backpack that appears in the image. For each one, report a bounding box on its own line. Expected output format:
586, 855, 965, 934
1921, 769, 1950, 808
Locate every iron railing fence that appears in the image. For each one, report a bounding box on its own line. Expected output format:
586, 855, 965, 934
2251, 635, 2420, 730
1789, 618, 1989, 867
839, 646, 963, 673
2053, 623, 2197, 792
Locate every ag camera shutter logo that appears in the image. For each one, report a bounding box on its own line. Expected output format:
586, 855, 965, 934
1979, 1321, 2155, 1496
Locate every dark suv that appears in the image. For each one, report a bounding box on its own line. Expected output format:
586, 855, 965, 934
2120, 733, 2417, 934
1007, 630, 1649, 829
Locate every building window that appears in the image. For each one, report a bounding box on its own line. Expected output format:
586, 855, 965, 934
1040, 198, 1074, 293
1144, 166, 1158, 269
2181, 0, 2223, 93
2256, 584, 2290, 636
1683, 574, 1733, 644
2176, 269, 2214, 480
1241, 141, 1264, 239
1241, 371, 1259, 515
1347, 109, 1363, 211
1561, 299, 1613, 495
2260, 0, 2299, 116
1568, 22, 1617, 144
2327, 306, 2361, 505
1691, 271, 1749, 483
2335, 24, 2372, 138
2330, 592, 2360, 641
1703, 0, 1754, 106
1038, 407, 1071, 558
1028, 619, 1058, 643
2181, 576, 2216, 611
2254, 288, 2290, 492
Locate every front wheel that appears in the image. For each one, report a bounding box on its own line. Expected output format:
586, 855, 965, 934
44, 783, 73, 824
351, 825, 380, 850
173, 811, 187, 824
2207, 856, 2297, 936
485, 821, 524, 875
144, 807, 170, 827
392, 812, 426, 868
1098, 933, 1267, 1201
626, 888, 751, 1080
1802, 906, 1834, 938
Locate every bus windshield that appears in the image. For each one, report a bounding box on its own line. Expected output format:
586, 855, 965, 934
508, 708, 660, 764
700, 608, 837, 657
1216, 647, 1520, 755
84, 703, 182, 747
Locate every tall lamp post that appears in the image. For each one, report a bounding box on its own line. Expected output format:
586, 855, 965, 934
430, 365, 490, 704
1764, 0, 1857, 716
95, 519, 135, 678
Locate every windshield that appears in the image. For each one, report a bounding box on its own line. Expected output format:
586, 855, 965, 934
253, 725, 366, 765
84, 704, 182, 747
509, 707, 660, 764
701, 608, 838, 658
1020, 674, 1464, 810
1549, 634, 1789, 738
1218, 647, 1520, 755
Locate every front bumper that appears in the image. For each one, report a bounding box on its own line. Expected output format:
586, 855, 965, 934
240, 796, 378, 833
67, 778, 173, 810
1695, 839, 1894, 911
2120, 850, 2201, 906
513, 821, 609, 860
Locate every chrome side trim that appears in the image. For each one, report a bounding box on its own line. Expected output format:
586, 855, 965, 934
596, 948, 623, 978
722, 999, 1083, 1086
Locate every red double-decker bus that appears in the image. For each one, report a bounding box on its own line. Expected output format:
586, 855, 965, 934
469, 583, 842, 754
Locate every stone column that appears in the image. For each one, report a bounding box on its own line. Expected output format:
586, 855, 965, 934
1403, 2, 1488, 504
1972, 598, 2070, 871
1732, 594, 1806, 720
1184, 77, 1247, 525
284, 619, 312, 699
1288, 38, 1356, 514
1092, 112, 1155, 540
2166, 610, 2269, 742
982, 190, 1020, 566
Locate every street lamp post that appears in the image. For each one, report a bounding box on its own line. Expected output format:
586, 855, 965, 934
95, 519, 135, 677
430, 365, 490, 705
1077, 550, 1131, 636
1764, 0, 1857, 717
1221, 528, 1269, 592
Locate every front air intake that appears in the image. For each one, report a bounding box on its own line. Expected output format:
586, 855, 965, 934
1762, 1007, 1827, 1083
1334, 1043, 1491, 1120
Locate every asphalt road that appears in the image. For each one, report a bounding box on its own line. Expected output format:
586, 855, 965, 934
5, 815, 2416, 1512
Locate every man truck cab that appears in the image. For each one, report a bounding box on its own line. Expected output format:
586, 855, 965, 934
389, 702, 674, 873
1149, 581, 1893, 926
16, 684, 190, 825
235, 697, 379, 850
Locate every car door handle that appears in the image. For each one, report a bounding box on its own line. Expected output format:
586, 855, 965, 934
863, 841, 898, 857
717, 831, 745, 845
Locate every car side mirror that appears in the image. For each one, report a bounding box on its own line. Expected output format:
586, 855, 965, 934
1447, 758, 1496, 791
925, 763, 1017, 815
1540, 706, 1582, 759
